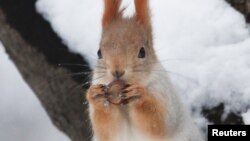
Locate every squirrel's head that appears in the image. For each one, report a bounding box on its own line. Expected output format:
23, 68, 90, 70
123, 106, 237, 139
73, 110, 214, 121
95, 0, 157, 84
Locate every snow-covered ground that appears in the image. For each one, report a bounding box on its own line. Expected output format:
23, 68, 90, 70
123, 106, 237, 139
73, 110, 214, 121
0, 43, 69, 141
36, 0, 250, 128
242, 109, 250, 124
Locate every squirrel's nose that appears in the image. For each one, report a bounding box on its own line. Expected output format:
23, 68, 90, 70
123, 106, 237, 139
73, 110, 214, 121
112, 70, 125, 79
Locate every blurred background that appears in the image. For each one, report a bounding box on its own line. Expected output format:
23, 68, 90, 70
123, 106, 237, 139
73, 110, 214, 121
0, 0, 250, 141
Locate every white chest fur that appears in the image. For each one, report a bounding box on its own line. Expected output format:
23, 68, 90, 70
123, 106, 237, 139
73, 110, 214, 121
90, 65, 204, 141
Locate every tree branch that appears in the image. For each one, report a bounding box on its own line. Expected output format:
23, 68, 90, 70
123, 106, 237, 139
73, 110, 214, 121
226, 0, 250, 22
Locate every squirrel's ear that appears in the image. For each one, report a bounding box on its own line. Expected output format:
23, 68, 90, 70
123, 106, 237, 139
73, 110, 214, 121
134, 0, 151, 26
102, 0, 121, 27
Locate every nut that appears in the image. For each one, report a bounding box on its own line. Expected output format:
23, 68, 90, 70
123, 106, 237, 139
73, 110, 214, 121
106, 80, 125, 105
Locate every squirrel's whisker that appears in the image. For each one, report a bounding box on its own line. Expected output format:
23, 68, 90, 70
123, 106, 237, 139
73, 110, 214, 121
133, 69, 197, 84
128, 58, 193, 69
58, 63, 90, 67
69, 72, 92, 76
69, 71, 106, 76
58, 63, 106, 70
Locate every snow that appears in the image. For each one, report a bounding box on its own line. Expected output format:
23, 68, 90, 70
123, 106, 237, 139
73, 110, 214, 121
242, 110, 250, 125
0, 42, 70, 141
36, 0, 250, 128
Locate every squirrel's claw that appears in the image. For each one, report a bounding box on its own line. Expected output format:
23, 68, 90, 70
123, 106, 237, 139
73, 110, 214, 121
120, 84, 145, 104
86, 84, 109, 107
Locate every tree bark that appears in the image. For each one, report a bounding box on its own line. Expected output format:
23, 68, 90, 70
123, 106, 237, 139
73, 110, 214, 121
0, 8, 91, 141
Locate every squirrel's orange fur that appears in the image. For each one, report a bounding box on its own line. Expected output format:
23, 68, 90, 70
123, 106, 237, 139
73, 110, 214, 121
134, 0, 150, 26
87, 0, 168, 140
127, 84, 167, 138
86, 0, 204, 141
102, 0, 122, 27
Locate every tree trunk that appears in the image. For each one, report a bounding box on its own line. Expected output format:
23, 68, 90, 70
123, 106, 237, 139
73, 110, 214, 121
0, 6, 91, 141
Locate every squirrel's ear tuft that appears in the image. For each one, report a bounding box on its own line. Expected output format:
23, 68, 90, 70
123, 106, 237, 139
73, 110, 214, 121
134, 0, 151, 26
102, 0, 122, 27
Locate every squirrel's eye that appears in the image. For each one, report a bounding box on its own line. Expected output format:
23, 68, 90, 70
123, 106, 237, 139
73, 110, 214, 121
97, 49, 102, 59
138, 47, 146, 58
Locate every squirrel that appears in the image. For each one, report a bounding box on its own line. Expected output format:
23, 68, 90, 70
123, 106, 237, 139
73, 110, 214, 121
86, 0, 204, 141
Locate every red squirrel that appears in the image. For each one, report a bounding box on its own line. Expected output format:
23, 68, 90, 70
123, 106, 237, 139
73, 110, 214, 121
86, 0, 204, 141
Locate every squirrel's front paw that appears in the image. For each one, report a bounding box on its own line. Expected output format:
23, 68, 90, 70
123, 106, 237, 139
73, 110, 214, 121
121, 84, 146, 105
86, 84, 109, 108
